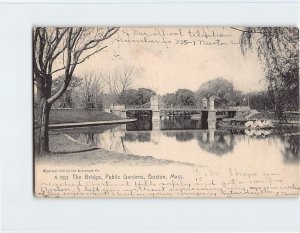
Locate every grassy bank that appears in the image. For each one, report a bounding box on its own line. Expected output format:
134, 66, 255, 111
35, 108, 122, 124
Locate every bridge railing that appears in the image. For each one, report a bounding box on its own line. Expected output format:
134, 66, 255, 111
159, 105, 200, 109
125, 103, 252, 111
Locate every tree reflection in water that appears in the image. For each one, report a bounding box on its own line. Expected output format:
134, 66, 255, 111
174, 131, 194, 142
68, 133, 99, 146
126, 115, 152, 131
85, 133, 98, 146
124, 132, 151, 142
282, 134, 299, 163
62, 118, 299, 163
161, 117, 203, 130
195, 130, 235, 156
68, 126, 129, 154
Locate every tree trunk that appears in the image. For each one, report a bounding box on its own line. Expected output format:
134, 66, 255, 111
35, 98, 52, 155
274, 97, 284, 121
268, 82, 284, 121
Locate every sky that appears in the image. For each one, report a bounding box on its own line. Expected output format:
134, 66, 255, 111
65, 27, 267, 95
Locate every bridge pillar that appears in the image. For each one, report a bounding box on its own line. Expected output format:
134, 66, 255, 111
208, 97, 216, 129
120, 123, 126, 131
208, 111, 216, 129
209, 97, 215, 110
151, 120, 161, 144
152, 110, 160, 120
209, 129, 215, 143
150, 95, 159, 110
120, 110, 127, 118
151, 95, 160, 120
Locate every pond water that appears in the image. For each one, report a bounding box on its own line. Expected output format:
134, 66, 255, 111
57, 116, 300, 166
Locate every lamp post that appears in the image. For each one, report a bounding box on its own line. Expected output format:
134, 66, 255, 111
248, 94, 250, 107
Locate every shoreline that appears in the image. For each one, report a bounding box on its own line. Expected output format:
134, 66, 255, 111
48, 118, 137, 129
36, 132, 194, 167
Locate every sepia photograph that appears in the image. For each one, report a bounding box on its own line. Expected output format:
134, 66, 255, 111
33, 26, 299, 198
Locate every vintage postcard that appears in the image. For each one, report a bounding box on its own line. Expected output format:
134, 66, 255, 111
33, 27, 299, 198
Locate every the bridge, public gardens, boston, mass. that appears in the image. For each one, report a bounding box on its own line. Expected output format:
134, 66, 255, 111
110, 95, 251, 130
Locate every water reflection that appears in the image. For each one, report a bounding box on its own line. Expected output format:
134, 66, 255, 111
282, 134, 300, 163
61, 117, 299, 164
195, 130, 235, 156
174, 131, 194, 142
161, 117, 204, 130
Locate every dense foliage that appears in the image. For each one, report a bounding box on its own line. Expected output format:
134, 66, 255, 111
240, 27, 299, 117
195, 78, 243, 108
162, 89, 195, 107
118, 88, 156, 106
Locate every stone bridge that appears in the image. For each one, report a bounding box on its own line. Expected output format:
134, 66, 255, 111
109, 95, 250, 129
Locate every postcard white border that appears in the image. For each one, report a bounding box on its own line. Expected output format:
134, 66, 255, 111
0, 1, 299, 232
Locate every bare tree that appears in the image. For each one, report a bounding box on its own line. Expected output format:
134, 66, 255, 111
33, 27, 119, 155
79, 71, 105, 109
103, 66, 135, 103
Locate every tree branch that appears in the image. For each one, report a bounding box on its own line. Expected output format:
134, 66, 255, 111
50, 46, 107, 75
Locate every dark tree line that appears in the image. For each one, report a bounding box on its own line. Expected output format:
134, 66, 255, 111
118, 88, 156, 106
162, 79, 245, 108
162, 89, 196, 108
